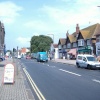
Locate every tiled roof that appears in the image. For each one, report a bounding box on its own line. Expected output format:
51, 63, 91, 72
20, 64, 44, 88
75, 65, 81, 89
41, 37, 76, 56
58, 38, 66, 45
53, 44, 58, 48
80, 30, 90, 39
68, 34, 77, 43
81, 23, 100, 39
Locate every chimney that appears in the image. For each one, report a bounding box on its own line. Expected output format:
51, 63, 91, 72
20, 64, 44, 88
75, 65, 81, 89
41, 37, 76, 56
76, 24, 79, 34
66, 30, 69, 38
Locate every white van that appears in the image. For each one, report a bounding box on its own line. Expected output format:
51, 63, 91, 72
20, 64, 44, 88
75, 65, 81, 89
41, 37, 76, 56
17, 55, 21, 59
76, 54, 100, 69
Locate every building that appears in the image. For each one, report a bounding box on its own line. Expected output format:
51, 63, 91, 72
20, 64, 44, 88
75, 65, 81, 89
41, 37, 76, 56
0, 21, 5, 57
50, 43, 58, 59
20, 47, 30, 56
95, 24, 100, 56
65, 23, 100, 59
58, 38, 66, 59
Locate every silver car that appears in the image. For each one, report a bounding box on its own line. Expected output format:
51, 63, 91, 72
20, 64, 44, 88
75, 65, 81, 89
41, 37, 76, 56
76, 54, 100, 69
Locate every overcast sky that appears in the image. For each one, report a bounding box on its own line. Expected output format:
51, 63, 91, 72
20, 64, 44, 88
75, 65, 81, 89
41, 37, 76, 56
0, 0, 100, 50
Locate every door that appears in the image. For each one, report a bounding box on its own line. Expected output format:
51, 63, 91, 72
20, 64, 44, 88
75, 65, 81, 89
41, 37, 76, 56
82, 57, 87, 68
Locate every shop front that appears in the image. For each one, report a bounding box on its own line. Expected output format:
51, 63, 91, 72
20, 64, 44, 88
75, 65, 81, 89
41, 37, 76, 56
59, 49, 67, 59
96, 42, 100, 56
77, 46, 92, 54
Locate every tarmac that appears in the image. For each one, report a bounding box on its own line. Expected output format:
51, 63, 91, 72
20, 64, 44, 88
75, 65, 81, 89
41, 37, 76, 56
0, 58, 76, 100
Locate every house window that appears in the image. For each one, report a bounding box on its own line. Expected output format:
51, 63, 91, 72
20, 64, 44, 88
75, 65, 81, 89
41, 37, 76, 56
73, 43, 77, 47
87, 39, 91, 45
67, 43, 71, 48
63, 45, 66, 49
78, 39, 84, 46
58, 45, 62, 49
97, 36, 100, 42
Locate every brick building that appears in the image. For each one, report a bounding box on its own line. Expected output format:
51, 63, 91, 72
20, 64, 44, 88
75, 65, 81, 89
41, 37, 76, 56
0, 21, 5, 57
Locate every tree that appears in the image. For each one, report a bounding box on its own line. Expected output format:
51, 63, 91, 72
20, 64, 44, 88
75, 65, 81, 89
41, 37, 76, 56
30, 35, 53, 53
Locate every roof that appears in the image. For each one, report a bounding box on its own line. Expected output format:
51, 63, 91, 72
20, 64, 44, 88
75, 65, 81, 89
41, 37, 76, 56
68, 34, 77, 43
21, 48, 26, 53
53, 44, 58, 48
80, 30, 90, 39
58, 38, 66, 45
81, 23, 100, 39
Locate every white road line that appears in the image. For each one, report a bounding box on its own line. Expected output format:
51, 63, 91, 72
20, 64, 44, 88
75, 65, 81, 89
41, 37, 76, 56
50, 66, 55, 68
59, 69, 81, 76
92, 79, 100, 84
23, 68, 46, 100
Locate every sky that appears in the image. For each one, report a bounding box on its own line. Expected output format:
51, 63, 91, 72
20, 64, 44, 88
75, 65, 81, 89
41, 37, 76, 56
0, 0, 100, 50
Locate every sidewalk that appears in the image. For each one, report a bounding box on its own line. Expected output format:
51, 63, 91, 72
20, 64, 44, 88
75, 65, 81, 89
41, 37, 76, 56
52, 58, 76, 65
0, 58, 35, 100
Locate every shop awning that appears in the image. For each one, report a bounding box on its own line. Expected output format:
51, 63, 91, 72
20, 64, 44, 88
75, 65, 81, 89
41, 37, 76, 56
68, 48, 76, 55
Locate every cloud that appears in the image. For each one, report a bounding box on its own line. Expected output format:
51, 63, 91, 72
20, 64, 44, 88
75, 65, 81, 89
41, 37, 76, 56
0, 1, 23, 24
40, 2, 100, 31
24, 20, 51, 32
16, 37, 30, 44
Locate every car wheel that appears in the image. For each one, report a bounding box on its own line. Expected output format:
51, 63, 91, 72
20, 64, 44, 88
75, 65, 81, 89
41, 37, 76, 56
87, 65, 91, 69
76, 63, 80, 68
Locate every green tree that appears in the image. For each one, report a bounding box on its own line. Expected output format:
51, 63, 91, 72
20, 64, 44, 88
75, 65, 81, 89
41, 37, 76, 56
30, 35, 53, 53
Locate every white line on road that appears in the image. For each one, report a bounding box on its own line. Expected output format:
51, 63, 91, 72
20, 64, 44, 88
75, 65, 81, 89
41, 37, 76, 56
92, 79, 100, 84
23, 68, 46, 100
59, 69, 81, 76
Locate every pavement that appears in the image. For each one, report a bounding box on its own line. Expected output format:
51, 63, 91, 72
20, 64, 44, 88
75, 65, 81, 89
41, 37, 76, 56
51, 58, 76, 65
0, 58, 35, 100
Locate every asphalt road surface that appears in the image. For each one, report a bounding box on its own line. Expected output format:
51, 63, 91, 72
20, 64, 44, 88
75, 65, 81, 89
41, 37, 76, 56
20, 58, 100, 100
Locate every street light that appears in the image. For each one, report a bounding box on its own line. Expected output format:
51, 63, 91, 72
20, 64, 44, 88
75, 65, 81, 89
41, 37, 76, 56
47, 34, 54, 43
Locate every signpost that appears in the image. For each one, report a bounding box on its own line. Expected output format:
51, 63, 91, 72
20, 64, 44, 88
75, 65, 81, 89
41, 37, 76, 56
3, 63, 15, 84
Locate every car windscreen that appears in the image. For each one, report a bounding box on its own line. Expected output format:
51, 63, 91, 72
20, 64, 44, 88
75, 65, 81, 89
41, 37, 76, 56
87, 57, 96, 61
40, 54, 47, 57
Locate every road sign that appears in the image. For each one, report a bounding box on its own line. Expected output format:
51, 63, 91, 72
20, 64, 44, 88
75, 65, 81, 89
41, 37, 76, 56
3, 63, 15, 84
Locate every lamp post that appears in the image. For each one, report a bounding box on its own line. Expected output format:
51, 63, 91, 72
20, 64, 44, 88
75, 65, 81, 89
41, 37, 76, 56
47, 34, 54, 43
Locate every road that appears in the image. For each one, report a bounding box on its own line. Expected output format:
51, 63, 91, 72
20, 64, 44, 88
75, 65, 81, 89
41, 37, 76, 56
20, 58, 100, 100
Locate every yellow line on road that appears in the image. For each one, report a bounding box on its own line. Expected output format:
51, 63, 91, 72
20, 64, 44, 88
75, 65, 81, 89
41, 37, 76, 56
23, 68, 46, 100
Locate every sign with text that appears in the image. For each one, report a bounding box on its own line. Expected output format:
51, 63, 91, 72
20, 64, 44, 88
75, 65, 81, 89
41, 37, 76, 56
3, 64, 15, 84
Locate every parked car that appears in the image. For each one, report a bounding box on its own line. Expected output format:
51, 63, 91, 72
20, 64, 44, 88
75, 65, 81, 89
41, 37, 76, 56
76, 54, 100, 69
0, 56, 5, 61
37, 52, 48, 62
26, 55, 31, 59
17, 55, 21, 59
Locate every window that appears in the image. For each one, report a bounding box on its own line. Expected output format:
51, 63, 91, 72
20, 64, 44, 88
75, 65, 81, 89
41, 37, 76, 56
87, 57, 96, 61
78, 56, 82, 60
67, 43, 71, 48
83, 57, 87, 61
87, 39, 91, 45
78, 39, 84, 46
63, 45, 66, 49
73, 43, 77, 47
96, 36, 100, 42
58, 45, 62, 49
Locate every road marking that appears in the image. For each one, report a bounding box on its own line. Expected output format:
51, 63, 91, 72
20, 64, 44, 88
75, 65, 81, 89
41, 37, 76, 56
50, 66, 55, 68
59, 69, 81, 76
92, 79, 100, 84
23, 68, 46, 100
